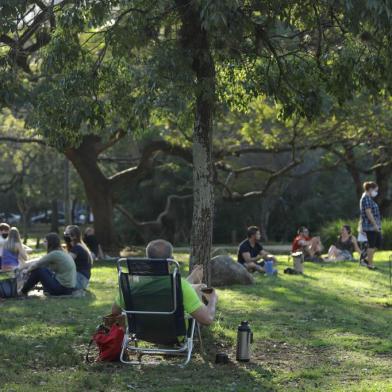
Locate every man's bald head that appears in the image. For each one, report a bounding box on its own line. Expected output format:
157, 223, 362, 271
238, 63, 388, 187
146, 239, 173, 259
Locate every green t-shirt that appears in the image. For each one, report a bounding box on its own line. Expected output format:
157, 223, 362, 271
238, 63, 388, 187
34, 250, 76, 288
115, 277, 202, 315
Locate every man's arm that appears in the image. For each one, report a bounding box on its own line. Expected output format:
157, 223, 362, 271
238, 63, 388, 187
260, 250, 278, 263
190, 290, 218, 326
242, 252, 262, 263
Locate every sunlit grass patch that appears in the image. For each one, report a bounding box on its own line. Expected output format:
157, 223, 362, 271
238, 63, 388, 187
1, 250, 392, 391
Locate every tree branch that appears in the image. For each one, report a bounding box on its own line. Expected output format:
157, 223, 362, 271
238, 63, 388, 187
0, 136, 46, 145
220, 159, 301, 201
109, 140, 192, 192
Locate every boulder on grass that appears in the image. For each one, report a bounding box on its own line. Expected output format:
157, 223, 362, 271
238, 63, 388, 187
211, 247, 231, 258
211, 255, 254, 287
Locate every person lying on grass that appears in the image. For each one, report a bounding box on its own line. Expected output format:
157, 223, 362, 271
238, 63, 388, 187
111, 239, 218, 326
20, 233, 76, 296
324, 225, 361, 262
237, 226, 278, 273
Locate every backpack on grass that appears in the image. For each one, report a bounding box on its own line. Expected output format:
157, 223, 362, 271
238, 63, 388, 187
86, 314, 126, 362
0, 277, 17, 298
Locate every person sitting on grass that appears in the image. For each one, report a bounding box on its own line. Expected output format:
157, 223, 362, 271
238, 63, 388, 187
111, 239, 218, 326
83, 227, 104, 261
20, 233, 76, 296
64, 225, 93, 290
1, 227, 28, 271
292, 226, 323, 262
237, 226, 278, 273
0, 222, 10, 268
324, 225, 361, 262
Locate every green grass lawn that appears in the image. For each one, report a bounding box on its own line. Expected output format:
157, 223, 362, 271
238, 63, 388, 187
2, 251, 392, 391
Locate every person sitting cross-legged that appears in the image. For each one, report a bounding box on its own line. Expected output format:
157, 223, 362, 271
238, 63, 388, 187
237, 226, 278, 273
111, 239, 218, 326
292, 226, 324, 262
20, 233, 76, 296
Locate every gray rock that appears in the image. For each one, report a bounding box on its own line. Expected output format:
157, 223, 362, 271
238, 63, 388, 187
211, 247, 231, 258
211, 255, 254, 287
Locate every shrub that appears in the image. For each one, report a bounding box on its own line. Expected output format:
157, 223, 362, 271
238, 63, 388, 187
320, 218, 392, 250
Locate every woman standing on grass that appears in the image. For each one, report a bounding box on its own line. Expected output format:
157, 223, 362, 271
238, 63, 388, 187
359, 181, 382, 270
1, 227, 28, 271
64, 225, 93, 290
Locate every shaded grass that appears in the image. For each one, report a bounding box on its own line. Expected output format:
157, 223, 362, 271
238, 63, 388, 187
1, 251, 392, 391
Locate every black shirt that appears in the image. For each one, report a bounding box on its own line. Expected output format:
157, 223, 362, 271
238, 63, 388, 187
71, 244, 92, 279
237, 239, 263, 264
83, 234, 99, 256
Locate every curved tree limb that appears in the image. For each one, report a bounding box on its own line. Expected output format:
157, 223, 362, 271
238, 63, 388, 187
219, 159, 301, 201
0, 135, 46, 145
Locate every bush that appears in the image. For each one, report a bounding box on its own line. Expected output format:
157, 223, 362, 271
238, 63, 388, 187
320, 218, 392, 250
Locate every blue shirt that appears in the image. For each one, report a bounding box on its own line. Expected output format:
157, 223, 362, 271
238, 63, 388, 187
360, 193, 381, 231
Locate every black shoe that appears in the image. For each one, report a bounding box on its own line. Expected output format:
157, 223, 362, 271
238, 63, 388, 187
359, 259, 369, 267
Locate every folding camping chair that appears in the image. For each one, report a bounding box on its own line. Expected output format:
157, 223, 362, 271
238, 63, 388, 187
117, 258, 198, 366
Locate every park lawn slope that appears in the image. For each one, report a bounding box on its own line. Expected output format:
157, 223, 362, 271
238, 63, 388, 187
1, 251, 392, 391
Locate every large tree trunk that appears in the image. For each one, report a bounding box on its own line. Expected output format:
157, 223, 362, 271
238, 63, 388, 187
85, 184, 116, 251
176, 0, 216, 285
65, 142, 117, 251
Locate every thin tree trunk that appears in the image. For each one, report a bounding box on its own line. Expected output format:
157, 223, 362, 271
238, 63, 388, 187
64, 158, 72, 225
175, 0, 216, 285
71, 198, 77, 224
343, 147, 362, 199
375, 165, 392, 216
50, 199, 59, 233
190, 118, 215, 285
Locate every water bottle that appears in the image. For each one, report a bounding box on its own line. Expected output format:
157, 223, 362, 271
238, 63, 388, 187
236, 321, 253, 362
264, 259, 278, 276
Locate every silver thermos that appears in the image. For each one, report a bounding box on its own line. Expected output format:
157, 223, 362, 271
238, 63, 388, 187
236, 320, 253, 362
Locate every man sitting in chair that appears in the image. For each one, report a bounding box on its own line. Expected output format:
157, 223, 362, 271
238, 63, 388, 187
111, 239, 218, 326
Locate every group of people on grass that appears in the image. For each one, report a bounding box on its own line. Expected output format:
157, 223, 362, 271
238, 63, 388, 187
0, 223, 97, 296
237, 181, 382, 273
0, 223, 219, 326
0, 180, 381, 324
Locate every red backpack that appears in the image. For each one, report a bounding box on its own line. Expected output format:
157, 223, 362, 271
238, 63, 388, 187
86, 315, 125, 362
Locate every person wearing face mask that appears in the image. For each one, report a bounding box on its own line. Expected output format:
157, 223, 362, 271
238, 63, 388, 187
64, 225, 93, 290
359, 181, 382, 270
0, 223, 10, 269
237, 226, 277, 273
